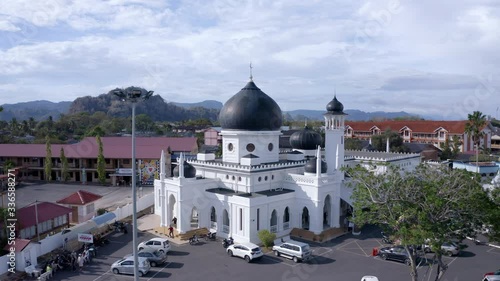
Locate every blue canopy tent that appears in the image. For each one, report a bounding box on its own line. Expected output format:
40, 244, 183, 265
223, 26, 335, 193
92, 212, 116, 226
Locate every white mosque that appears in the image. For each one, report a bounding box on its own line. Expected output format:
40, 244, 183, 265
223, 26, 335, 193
154, 78, 421, 244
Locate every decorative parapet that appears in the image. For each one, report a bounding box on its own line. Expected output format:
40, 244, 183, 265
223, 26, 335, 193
284, 173, 338, 185
186, 158, 308, 172
345, 149, 420, 162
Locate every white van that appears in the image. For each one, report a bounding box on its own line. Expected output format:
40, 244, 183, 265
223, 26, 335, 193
361, 276, 379, 281
272, 240, 311, 263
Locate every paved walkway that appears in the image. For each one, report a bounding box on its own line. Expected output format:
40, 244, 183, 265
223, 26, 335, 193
137, 213, 189, 245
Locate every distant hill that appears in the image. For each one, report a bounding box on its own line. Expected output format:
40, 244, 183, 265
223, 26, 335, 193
68, 93, 219, 122
2, 98, 423, 122
172, 100, 223, 110
0, 100, 72, 121
284, 109, 421, 121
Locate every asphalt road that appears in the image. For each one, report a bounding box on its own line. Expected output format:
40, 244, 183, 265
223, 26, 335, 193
41, 226, 500, 281
7, 182, 153, 210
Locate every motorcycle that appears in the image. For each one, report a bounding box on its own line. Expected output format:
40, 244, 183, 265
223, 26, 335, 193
222, 237, 234, 248
381, 231, 393, 244
205, 231, 217, 241
189, 234, 200, 245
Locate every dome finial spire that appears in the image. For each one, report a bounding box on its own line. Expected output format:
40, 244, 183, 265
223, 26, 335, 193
334, 85, 336, 98
249, 62, 253, 81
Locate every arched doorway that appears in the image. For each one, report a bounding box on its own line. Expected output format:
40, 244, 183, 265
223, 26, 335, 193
190, 207, 199, 229
301, 207, 309, 230
210, 206, 217, 230
169, 194, 177, 228
283, 207, 290, 230
323, 195, 331, 229
340, 199, 353, 230
270, 210, 278, 233
223, 209, 229, 234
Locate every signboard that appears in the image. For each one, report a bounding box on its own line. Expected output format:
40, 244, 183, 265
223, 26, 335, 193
78, 233, 93, 243
116, 168, 133, 174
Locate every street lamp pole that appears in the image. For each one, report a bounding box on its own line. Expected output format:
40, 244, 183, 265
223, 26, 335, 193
112, 87, 153, 281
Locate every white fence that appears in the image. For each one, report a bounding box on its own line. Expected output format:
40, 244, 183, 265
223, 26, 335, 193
0, 193, 155, 276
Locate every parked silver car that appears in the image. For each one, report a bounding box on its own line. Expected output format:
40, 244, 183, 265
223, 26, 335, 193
111, 256, 150, 277
125, 250, 167, 267
272, 240, 311, 263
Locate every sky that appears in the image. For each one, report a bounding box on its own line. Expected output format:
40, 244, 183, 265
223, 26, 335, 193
0, 0, 499, 120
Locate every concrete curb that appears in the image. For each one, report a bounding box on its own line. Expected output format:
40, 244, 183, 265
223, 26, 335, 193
466, 237, 500, 249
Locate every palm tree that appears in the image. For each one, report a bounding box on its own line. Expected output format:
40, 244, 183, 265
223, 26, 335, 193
465, 111, 487, 172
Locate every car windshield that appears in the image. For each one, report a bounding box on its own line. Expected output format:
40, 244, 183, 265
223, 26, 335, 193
163, 241, 169, 247
301, 245, 310, 252
152, 251, 161, 257
251, 247, 260, 252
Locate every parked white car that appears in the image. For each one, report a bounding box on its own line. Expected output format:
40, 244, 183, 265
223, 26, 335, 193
111, 256, 150, 277
361, 276, 380, 281
138, 237, 171, 254
422, 241, 460, 256
226, 242, 263, 262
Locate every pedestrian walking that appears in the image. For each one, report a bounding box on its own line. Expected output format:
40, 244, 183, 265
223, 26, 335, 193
78, 255, 84, 271
168, 225, 174, 238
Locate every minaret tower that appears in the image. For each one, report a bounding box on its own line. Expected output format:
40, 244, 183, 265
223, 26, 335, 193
324, 93, 347, 175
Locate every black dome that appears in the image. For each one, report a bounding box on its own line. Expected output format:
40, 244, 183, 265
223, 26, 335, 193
219, 81, 282, 131
289, 127, 322, 150
173, 161, 196, 178
304, 157, 327, 174
326, 96, 344, 113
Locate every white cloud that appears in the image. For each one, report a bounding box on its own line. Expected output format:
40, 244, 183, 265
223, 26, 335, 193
0, 0, 499, 119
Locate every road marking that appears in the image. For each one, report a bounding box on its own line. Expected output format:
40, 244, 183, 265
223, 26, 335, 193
355, 241, 370, 257
92, 270, 111, 281
146, 262, 171, 280
334, 240, 356, 250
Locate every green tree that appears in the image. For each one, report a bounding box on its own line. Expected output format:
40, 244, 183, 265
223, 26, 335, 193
345, 138, 364, 150
257, 229, 276, 249
465, 111, 487, 167
372, 129, 410, 153
343, 163, 494, 281
96, 136, 106, 184
2, 160, 15, 174
60, 147, 69, 182
44, 136, 52, 182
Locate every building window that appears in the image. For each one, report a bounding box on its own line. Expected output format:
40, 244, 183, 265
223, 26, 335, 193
238, 176, 242, 181
239, 209, 243, 231
271, 175, 274, 180
268, 143, 273, 151
264, 176, 268, 181
227, 143, 234, 151
258, 177, 262, 182
123, 159, 130, 164
257, 209, 260, 231
105, 159, 110, 164
246, 143, 255, 152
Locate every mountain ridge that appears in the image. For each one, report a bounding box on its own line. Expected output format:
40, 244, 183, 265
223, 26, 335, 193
1, 99, 433, 121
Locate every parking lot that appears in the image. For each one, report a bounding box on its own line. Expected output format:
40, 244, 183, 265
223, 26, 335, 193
43, 225, 500, 281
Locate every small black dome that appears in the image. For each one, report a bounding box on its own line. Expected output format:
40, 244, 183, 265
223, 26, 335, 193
289, 127, 322, 150
326, 96, 344, 113
173, 161, 196, 178
304, 157, 327, 174
219, 81, 282, 131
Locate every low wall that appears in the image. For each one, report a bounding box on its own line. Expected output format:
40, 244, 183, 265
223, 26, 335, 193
0, 192, 155, 275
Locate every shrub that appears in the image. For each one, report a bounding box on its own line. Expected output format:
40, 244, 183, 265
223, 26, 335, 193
258, 229, 276, 249
96, 208, 107, 216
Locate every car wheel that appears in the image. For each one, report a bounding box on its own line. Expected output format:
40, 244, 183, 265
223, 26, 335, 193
227, 250, 233, 257
293, 256, 299, 263
138, 247, 144, 251
245, 256, 251, 263
150, 261, 157, 267
274, 250, 280, 257
112, 268, 119, 274
445, 251, 453, 257
380, 253, 388, 260
405, 258, 411, 266
159, 249, 165, 254
138, 271, 144, 277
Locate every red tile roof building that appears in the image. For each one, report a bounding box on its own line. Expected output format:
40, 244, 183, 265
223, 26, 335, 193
17, 201, 72, 240
56, 190, 103, 223
0, 136, 198, 185
345, 120, 493, 152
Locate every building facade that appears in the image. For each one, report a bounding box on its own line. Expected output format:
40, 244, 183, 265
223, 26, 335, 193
0, 137, 198, 185
345, 120, 493, 152
154, 80, 421, 244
